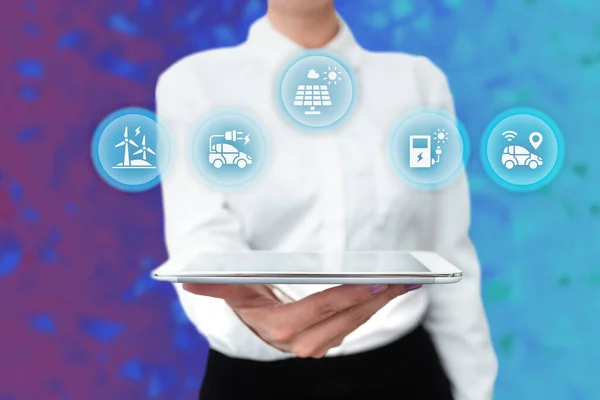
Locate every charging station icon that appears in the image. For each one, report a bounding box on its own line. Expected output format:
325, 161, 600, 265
409, 128, 450, 169
391, 111, 468, 189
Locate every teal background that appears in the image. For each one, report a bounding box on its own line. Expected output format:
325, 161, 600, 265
363, 1, 600, 398
367, 1, 599, 398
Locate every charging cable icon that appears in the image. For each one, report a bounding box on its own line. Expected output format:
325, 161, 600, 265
435, 145, 442, 164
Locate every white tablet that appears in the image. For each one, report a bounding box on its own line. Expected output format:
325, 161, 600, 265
151, 251, 462, 284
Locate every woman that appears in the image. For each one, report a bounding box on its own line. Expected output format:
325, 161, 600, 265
156, 1, 498, 399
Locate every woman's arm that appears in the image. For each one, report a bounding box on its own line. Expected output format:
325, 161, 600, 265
156, 59, 260, 356
425, 172, 498, 400
419, 58, 498, 400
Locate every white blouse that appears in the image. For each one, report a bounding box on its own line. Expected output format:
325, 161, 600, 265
156, 15, 497, 400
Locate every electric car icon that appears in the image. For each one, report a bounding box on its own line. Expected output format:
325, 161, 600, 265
209, 142, 252, 169
502, 145, 543, 170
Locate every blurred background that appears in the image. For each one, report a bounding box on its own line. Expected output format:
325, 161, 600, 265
1, 0, 598, 399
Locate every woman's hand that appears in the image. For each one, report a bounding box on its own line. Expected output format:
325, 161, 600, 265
182, 283, 421, 358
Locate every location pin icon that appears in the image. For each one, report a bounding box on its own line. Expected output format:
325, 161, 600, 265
529, 132, 543, 150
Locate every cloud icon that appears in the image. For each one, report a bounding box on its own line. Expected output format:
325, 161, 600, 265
307, 69, 320, 79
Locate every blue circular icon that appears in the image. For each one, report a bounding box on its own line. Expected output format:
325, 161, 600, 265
91, 107, 172, 192
389, 109, 471, 190
191, 110, 268, 188
279, 52, 356, 129
481, 108, 564, 191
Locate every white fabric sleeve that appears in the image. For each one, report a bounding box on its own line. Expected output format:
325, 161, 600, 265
155, 64, 263, 356
420, 58, 499, 400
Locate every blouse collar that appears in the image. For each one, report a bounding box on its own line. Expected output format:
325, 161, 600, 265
245, 14, 363, 69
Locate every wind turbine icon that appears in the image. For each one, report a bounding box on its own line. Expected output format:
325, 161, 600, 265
132, 136, 156, 161
113, 126, 156, 169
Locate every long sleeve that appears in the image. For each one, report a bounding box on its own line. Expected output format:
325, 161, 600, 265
155, 61, 273, 357
420, 59, 499, 400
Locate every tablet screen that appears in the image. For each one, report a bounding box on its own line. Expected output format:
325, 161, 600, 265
175, 251, 432, 275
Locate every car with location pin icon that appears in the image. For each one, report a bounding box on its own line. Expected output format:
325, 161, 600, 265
500, 131, 544, 170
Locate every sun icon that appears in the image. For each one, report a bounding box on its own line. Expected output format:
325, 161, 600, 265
433, 128, 450, 144
323, 66, 343, 85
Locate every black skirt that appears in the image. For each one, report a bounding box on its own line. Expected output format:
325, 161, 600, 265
199, 325, 454, 400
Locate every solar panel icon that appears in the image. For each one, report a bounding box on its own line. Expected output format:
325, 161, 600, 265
293, 84, 332, 115
280, 57, 353, 128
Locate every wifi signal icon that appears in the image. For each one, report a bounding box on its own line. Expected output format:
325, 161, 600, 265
502, 131, 518, 142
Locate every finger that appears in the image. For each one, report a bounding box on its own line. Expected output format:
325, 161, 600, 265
305, 332, 346, 359
288, 285, 409, 358
240, 284, 388, 348
293, 285, 407, 357
182, 283, 232, 298
267, 284, 390, 335
182, 284, 280, 308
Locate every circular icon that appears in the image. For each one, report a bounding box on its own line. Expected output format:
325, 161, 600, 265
389, 109, 470, 189
91, 107, 172, 192
481, 108, 564, 191
279, 52, 356, 129
191, 110, 268, 188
